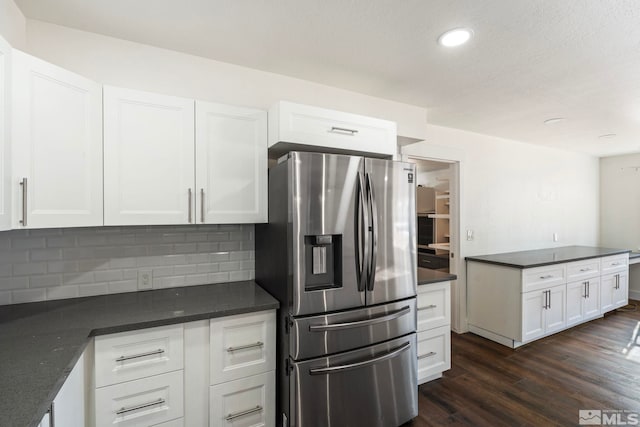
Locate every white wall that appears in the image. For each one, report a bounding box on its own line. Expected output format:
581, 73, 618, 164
600, 153, 640, 299
0, 0, 25, 48
24, 20, 427, 140
404, 124, 600, 331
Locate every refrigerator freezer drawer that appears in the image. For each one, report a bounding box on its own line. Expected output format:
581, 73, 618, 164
290, 298, 416, 360
290, 334, 417, 427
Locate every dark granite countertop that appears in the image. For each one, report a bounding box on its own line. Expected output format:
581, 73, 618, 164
417, 267, 457, 285
0, 281, 279, 427
465, 246, 631, 269
630, 251, 640, 260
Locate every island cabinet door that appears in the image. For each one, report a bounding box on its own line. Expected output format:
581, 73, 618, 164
566, 280, 585, 327
521, 290, 545, 342
544, 284, 566, 334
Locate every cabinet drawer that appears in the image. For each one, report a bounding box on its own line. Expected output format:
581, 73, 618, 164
270, 101, 396, 156
417, 326, 451, 381
209, 371, 275, 427
95, 370, 184, 427
601, 254, 628, 274
95, 324, 184, 388
522, 264, 566, 293
210, 310, 276, 385
566, 259, 600, 281
417, 282, 450, 331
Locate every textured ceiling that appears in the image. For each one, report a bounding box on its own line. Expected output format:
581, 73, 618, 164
14, 0, 640, 157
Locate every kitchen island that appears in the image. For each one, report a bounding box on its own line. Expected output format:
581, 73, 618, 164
467, 246, 630, 348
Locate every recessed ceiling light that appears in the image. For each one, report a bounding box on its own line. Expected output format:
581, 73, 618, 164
598, 133, 617, 139
543, 118, 566, 125
438, 28, 473, 47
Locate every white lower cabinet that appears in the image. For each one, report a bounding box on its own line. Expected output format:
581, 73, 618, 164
416, 281, 451, 384
601, 271, 628, 312
95, 370, 184, 427
209, 372, 275, 427
88, 310, 275, 427
38, 350, 89, 427
521, 284, 566, 343
567, 278, 601, 327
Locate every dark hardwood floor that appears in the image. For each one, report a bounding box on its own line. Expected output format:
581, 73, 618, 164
409, 301, 640, 426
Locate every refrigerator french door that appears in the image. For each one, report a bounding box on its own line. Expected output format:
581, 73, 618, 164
289, 152, 416, 316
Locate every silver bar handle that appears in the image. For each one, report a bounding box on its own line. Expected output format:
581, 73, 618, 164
587, 281, 590, 298
366, 173, 378, 291
417, 304, 437, 311
227, 341, 264, 352
116, 398, 165, 415
49, 401, 55, 427
539, 274, 553, 279
579, 268, 591, 272
225, 405, 263, 421
418, 351, 437, 360
200, 188, 205, 223
19, 178, 27, 226
615, 274, 620, 289
309, 306, 411, 332
309, 341, 411, 375
611, 262, 622, 266
116, 349, 164, 362
543, 290, 549, 309
329, 126, 358, 135
355, 172, 368, 292
547, 290, 551, 309
188, 188, 193, 223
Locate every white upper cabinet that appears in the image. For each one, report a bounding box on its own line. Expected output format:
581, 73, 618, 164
195, 101, 267, 224
12, 50, 103, 228
269, 101, 397, 157
104, 86, 195, 225
0, 37, 11, 231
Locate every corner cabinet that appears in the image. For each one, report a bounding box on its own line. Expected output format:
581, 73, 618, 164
104, 87, 268, 226
0, 37, 10, 231
195, 101, 267, 224
12, 50, 103, 228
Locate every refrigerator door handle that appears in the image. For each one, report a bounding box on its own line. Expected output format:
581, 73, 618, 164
308, 305, 411, 331
365, 173, 378, 291
355, 172, 369, 292
308, 341, 411, 375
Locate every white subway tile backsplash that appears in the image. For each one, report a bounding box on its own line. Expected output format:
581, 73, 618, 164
13, 288, 47, 303
0, 225, 255, 305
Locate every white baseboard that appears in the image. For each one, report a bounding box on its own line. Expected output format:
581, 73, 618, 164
629, 289, 640, 301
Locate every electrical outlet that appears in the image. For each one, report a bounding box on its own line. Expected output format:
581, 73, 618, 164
466, 229, 474, 241
138, 270, 153, 291
553, 233, 559, 242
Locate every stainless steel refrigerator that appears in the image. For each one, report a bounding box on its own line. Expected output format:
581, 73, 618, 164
256, 151, 417, 427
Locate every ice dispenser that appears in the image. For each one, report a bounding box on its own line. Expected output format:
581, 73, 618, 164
304, 235, 342, 290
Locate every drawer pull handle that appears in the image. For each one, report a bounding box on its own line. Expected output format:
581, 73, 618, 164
611, 262, 621, 266
116, 349, 164, 362
417, 304, 437, 311
227, 341, 264, 352
116, 398, 165, 415
579, 268, 591, 272
226, 405, 263, 421
330, 126, 359, 135
539, 274, 553, 279
418, 351, 437, 359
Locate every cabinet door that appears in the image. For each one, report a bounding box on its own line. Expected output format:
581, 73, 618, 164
613, 271, 628, 309
12, 50, 103, 228
544, 285, 566, 334
566, 280, 585, 327
53, 350, 87, 427
209, 371, 275, 427
0, 37, 10, 231
600, 274, 616, 312
521, 290, 545, 342
195, 101, 267, 224
583, 278, 601, 320
104, 86, 194, 225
